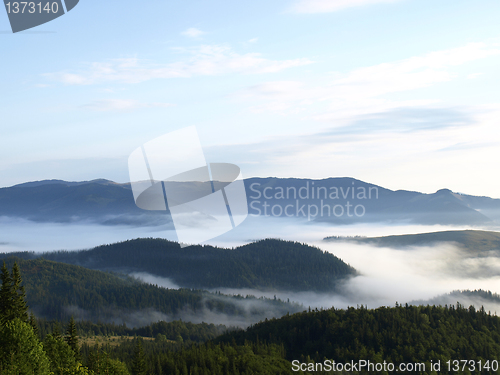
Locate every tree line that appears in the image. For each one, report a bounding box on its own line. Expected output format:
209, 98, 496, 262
216, 303, 500, 374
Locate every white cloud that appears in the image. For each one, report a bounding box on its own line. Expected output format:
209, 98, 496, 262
82, 99, 175, 112
467, 72, 483, 79
248, 38, 258, 43
45, 46, 313, 85
289, 0, 401, 13
206, 104, 500, 198
234, 42, 500, 119
181, 27, 206, 38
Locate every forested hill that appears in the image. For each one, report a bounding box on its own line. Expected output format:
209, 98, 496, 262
9, 238, 356, 292
0, 257, 303, 326
324, 229, 500, 255
216, 304, 500, 370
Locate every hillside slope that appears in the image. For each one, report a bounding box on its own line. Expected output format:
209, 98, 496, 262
10, 238, 356, 292
216, 304, 500, 368
0, 257, 303, 326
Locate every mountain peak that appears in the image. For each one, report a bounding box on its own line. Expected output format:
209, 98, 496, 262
436, 188, 453, 194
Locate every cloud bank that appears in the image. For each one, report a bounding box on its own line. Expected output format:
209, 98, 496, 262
45, 46, 313, 85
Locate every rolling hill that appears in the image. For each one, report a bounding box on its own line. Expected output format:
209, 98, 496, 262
215, 304, 500, 368
3, 238, 356, 292
0, 257, 303, 326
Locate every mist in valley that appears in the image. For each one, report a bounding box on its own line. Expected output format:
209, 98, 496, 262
318, 241, 500, 310
129, 231, 500, 323
0, 215, 178, 253
60, 295, 302, 329
2, 214, 500, 326
1, 212, 497, 252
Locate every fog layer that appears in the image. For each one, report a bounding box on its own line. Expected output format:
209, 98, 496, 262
2, 214, 500, 325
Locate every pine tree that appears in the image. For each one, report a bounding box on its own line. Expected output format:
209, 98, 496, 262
0, 261, 13, 323
0, 262, 29, 324
65, 316, 80, 360
131, 339, 147, 375
52, 323, 62, 340
11, 262, 28, 322
29, 312, 39, 339
156, 357, 163, 375
44, 333, 78, 374
86, 344, 101, 374
0, 318, 50, 374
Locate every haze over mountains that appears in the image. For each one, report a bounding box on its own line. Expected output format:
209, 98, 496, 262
1, 177, 500, 227
322, 229, 500, 295
247, 177, 500, 226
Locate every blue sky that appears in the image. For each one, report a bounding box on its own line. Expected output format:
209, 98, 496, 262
1, 0, 500, 197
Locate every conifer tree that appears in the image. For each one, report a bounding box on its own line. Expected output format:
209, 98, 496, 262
44, 333, 78, 374
11, 262, 28, 322
131, 339, 147, 375
29, 312, 39, 339
0, 262, 29, 324
86, 344, 101, 374
52, 323, 62, 340
0, 318, 50, 374
0, 261, 13, 323
65, 316, 80, 360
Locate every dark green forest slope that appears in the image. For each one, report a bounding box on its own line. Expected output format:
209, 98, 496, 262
94, 339, 295, 375
0, 257, 303, 325
6, 238, 356, 291
215, 304, 500, 373
4, 260, 500, 374
74, 304, 500, 374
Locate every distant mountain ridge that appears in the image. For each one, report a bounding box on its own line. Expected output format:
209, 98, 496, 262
247, 178, 500, 225
0, 178, 165, 226
1, 177, 500, 226
12, 179, 117, 188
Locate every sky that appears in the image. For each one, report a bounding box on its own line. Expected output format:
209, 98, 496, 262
1, 0, 500, 197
